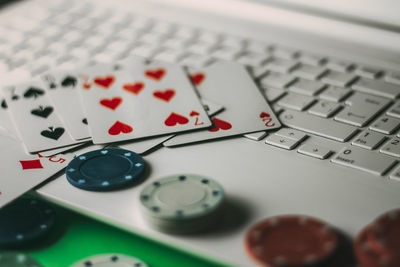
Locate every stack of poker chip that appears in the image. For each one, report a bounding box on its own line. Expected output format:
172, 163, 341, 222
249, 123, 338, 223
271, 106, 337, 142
244, 215, 340, 267
354, 208, 400, 267
139, 174, 225, 234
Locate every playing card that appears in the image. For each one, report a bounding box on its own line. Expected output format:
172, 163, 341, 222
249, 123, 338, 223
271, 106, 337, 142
164, 61, 281, 146
40, 70, 91, 140
2, 80, 85, 153
0, 131, 71, 208
78, 61, 211, 144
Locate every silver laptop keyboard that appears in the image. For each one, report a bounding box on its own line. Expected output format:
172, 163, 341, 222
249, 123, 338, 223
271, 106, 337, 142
1, 1, 400, 179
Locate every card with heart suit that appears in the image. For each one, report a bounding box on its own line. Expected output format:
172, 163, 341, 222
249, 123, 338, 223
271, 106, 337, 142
163, 61, 281, 146
2, 80, 85, 153
77, 61, 212, 144
0, 131, 72, 208
112, 98, 224, 154
40, 70, 91, 140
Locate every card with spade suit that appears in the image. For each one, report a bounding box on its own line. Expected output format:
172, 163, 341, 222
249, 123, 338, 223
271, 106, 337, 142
2, 80, 85, 153
77, 61, 211, 144
163, 61, 281, 146
0, 131, 72, 208
40, 70, 91, 141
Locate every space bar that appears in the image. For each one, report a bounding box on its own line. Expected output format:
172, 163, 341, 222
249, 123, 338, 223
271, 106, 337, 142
279, 110, 358, 142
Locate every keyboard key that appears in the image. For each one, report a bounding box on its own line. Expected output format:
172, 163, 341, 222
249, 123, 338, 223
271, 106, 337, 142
280, 110, 358, 142
385, 71, 400, 85
210, 45, 243, 60
308, 100, 341, 118
319, 86, 351, 102
265, 134, 300, 150
179, 53, 213, 68
259, 72, 296, 89
186, 41, 215, 55
299, 53, 325, 66
236, 52, 269, 67
386, 102, 400, 118
262, 87, 286, 102
275, 128, 307, 142
335, 93, 390, 127
289, 79, 326, 96
271, 46, 299, 59
326, 58, 353, 72
297, 143, 332, 159
249, 64, 270, 78
321, 70, 358, 87
265, 58, 299, 73
389, 165, 400, 181
351, 130, 386, 150
291, 64, 327, 80
246, 40, 269, 54
355, 65, 382, 79
380, 137, 400, 157
331, 147, 397, 175
352, 77, 400, 99
277, 93, 315, 111
370, 115, 400, 135
220, 35, 246, 48
243, 131, 268, 141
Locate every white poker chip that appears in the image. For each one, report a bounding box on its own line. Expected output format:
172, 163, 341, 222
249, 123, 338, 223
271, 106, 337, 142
139, 174, 225, 233
140, 174, 225, 220
70, 253, 148, 267
0, 252, 42, 267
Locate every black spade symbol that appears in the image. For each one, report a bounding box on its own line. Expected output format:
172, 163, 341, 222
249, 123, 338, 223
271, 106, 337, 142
61, 76, 77, 88
23, 87, 44, 99
82, 118, 88, 125
31, 106, 53, 118
41, 127, 65, 140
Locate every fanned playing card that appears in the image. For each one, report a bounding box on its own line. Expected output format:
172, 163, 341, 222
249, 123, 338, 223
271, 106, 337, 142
0, 131, 72, 208
164, 61, 281, 146
77, 61, 211, 144
2, 80, 85, 153
40, 70, 91, 140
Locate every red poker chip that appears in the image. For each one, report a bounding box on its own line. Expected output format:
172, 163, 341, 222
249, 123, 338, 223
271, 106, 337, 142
354, 224, 399, 267
244, 215, 338, 266
367, 209, 400, 259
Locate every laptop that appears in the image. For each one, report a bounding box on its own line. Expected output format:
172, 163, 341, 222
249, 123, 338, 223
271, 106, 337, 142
0, 0, 399, 265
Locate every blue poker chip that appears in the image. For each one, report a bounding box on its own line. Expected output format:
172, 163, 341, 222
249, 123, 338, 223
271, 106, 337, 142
66, 148, 145, 191
0, 198, 56, 249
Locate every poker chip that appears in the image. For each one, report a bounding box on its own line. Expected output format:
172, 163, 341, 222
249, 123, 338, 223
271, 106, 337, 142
367, 209, 400, 258
244, 215, 338, 267
139, 174, 225, 233
70, 253, 148, 267
0, 252, 42, 267
66, 148, 145, 191
354, 209, 400, 267
0, 198, 56, 248
354, 225, 399, 267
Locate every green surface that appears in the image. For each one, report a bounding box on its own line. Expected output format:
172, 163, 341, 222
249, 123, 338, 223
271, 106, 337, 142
18, 202, 229, 267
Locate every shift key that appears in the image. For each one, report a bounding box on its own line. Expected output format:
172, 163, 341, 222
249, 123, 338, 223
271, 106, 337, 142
331, 147, 397, 175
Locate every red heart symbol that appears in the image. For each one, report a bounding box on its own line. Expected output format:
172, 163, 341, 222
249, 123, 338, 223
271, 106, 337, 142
190, 73, 205, 86
190, 110, 200, 117
153, 89, 175, 102
100, 97, 122, 110
145, 68, 166, 81
259, 112, 270, 118
123, 82, 144, 95
164, 112, 189, 126
94, 76, 115, 89
108, 121, 133, 135
208, 117, 232, 132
